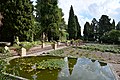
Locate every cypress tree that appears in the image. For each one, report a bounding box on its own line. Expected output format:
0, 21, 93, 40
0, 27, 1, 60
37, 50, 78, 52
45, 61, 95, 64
88, 23, 94, 41
74, 15, 81, 39
67, 5, 77, 40
116, 21, 120, 30
111, 19, 115, 29
83, 22, 91, 41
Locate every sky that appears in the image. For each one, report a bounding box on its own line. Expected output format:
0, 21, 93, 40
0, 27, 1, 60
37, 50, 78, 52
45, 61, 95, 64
31, 0, 120, 34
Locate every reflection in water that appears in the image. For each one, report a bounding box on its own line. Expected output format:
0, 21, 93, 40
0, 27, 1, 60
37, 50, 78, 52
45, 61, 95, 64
32, 74, 37, 80
58, 57, 116, 80
58, 57, 70, 80
7, 56, 116, 80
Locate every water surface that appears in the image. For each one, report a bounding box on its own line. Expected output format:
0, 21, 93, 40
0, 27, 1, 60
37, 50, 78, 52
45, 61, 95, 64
6, 56, 116, 80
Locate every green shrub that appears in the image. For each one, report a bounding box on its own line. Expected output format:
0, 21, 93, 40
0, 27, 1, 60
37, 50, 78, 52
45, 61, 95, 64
0, 48, 14, 79
101, 30, 120, 44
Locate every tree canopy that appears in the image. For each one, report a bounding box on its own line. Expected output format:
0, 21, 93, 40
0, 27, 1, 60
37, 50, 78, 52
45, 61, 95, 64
83, 15, 120, 44
75, 15, 81, 39
35, 0, 65, 41
98, 15, 113, 41
0, 0, 34, 43
116, 21, 120, 30
83, 22, 91, 41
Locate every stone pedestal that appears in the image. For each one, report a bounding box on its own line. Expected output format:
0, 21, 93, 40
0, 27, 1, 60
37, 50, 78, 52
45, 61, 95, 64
52, 43, 57, 50
57, 42, 60, 46
65, 42, 69, 46
41, 43, 45, 48
21, 47, 26, 56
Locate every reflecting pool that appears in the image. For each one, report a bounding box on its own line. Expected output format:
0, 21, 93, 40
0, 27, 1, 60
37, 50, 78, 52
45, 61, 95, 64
6, 56, 116, 80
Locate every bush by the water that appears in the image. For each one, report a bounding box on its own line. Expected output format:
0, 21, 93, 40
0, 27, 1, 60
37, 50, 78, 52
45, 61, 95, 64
101, 30, 120, 44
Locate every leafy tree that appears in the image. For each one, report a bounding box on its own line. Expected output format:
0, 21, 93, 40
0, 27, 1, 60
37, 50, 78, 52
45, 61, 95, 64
83, 15, 119, 43
0, 0, 34, 43
111, 19, 115, 29
59, 18, 67, 30
35, 0, 64, 41
33, 22, 43, 40
83, 22, 91, 41
91, 18, 99, 41
59, 29, 68, 41
75, 15, 81, 39
87, 23, 94, 41
67, 5, 77, 40
98, 15, 112, 40
83, 21, 94, 41
116, 21, 120, 30
59, 18, 68, 41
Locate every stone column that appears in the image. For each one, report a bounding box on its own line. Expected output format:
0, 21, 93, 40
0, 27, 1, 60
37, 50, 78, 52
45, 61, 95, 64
41, 42, 45, 48
52, 43, 57, 50
57, 41, 60, 46
21, 47, 26, 56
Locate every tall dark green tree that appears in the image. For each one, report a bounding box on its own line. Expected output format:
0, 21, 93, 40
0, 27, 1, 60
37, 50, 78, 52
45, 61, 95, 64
111, 19, 115, 29
91, 18, 99, 41
88, 23, 94, 41
0, 0, 34, 43
59, 18, 68, 41
83, 22, 91, 41
116, 21, 120, 30
75, 15, 81, 39
33, 21, 43, 40
67, 5, 77, 40
35, 0, 64, 41
98, 15, 112, 41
